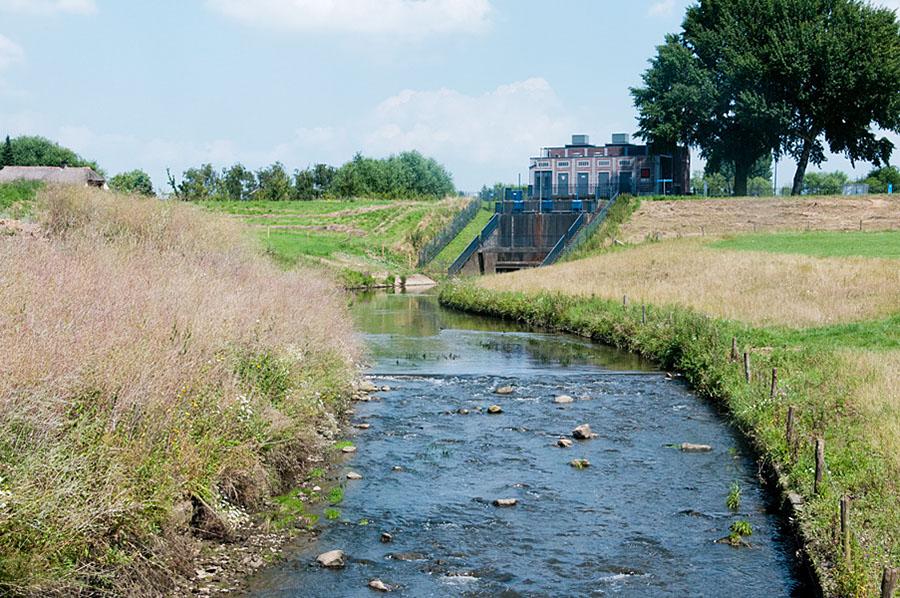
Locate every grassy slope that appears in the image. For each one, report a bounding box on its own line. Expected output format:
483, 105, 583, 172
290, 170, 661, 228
431, 208, 495, 266
203, 198, 470, 277
442, 224, 900, 596
0, 180, 43, 216
0, 188, 359, 596
711, 231, 900, 259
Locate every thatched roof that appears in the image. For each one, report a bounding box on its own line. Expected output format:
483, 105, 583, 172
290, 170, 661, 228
0, 166, 105, 185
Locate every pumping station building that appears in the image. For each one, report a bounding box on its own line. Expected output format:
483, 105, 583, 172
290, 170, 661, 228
528, 133, 690, 198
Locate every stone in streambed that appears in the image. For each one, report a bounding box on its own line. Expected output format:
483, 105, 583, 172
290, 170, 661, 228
355, 423, 371, 430
492, 498, 517, 507
359, 380, 378, 393
570, 459, 590, 469
369, 579, 391, 592
573, 424, 593, 439
346, 472, 363, 480
557, 438, 573, 448
381, 385, 390, 392
553, 395, 574, 404
457, 408, 469, 415
342, 446, 357, 453
316, 550, 345, 568
488, 405, 503, 414
681, 443, 712, 453
380, 532, 393, 543
494, 386, 514, 395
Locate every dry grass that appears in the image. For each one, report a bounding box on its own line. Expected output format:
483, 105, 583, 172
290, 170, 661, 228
622, 195, 900, 243
480, 237, 900, 327
838, 349, 900, 468
0, 185, 359, 595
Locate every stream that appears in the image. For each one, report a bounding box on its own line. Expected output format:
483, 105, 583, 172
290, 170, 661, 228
246, 291, 809, 597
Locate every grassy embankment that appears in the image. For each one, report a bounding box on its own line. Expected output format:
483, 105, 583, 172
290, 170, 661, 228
201, 196, 471, 284
440, 199, 900, 596
425, 207, 496, 273
0, 185, 360, 596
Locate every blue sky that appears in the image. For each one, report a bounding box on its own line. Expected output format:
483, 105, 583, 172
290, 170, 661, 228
1, 0, 899, 193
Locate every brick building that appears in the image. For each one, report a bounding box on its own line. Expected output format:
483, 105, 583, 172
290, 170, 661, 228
528, 134, 689, 198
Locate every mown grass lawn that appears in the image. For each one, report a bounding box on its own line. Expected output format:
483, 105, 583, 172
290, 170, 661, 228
711, 230, 900, 259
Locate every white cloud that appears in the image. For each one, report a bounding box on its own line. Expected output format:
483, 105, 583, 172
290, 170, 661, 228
206, 0, 491, 35
0, 34, 24, 70
363, 78, 575, 171
0, 0, 96, 15
648, 0, 676, 18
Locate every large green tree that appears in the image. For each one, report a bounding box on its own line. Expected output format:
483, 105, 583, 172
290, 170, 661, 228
1, 136, 12, 167
108, 169, 154, 195
634, 0, 900, 197
757, 0, 900, 194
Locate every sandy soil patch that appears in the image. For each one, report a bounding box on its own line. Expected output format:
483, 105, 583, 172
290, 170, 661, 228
621, 195, 900, 243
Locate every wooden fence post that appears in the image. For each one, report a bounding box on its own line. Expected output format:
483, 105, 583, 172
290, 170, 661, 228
840, 495, 851, 566
642, 305, 646, 324
786, 405, 797, 459
623, 294, 628, 310
744, 351, 752, 383
770, 367, 778, 398
731, 337, 739, 362
882, 567, 899, 598
814, 438, 825, 494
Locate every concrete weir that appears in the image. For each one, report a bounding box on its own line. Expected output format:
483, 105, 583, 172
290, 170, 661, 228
457, 211, 596, 275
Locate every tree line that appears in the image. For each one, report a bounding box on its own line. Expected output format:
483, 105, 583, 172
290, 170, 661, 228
632, 0, 900, 196
167, 151, 455, 201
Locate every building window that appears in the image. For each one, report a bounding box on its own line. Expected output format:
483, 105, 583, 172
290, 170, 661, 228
640, 168, 651, 179
577, 160, 590, 167
620, 159, 632, 167
557, 161, 570, 167
597, 160, 610, 166
537, 161, 550, 168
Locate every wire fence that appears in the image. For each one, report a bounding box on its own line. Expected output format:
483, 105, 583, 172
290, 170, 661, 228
416, 197, 483, 267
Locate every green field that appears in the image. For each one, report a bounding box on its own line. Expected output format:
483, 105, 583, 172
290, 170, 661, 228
711, 230, 900, 259
202, 198, 470, 275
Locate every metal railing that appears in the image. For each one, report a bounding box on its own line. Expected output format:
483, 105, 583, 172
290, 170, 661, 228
529, 183, 620, 200
494, 199, 599, 214
416, 196, 483, 267
447, 213, 499, 276
559, 192, 620, 260
541, 212, 586, 267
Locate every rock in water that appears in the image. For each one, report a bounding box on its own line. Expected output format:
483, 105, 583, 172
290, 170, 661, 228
492, 498, 517, 507
359, 380, 378, 393
488, 405, 503, 414
342, 445, 357, 453
316, 550, 345, 568
494, 386, 514, 395
573, 424, 592, 439
380, 532, 393, 543
391, 466, 404, 472
570, 459, 590, 469
355, 423, 371, 430
346, 472, 363, 480
381, 385, 390, 392
557, 438, 573, 448
369, 579, 391, 592
681, 443, 712, 453
554, 395, 574, 404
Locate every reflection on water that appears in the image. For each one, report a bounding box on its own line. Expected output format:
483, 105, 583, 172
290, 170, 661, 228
351, 291, 654, 376
246, 292, 808, 597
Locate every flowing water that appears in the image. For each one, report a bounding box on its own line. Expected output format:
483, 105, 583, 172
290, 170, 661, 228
247, 291, 809, 597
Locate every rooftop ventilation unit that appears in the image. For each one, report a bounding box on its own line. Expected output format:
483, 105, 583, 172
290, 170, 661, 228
571, 134, 590, 146
611, 133, 630, 145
